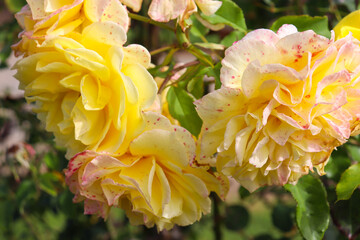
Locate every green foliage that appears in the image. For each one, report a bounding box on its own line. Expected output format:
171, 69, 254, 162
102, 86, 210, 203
270, 15, 331, 38
285, 175, 330, 240
224, 205, 249, 231
271, 204, 294, 232
221, 31, 245, 47
167, 86, 203, 137
200, 0, 247, 33
325, 148, 351, 182
5, 0, 27, 13
336, 163, 360, 201
2, 0, 360, 239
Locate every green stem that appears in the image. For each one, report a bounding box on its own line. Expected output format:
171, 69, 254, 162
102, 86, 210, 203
150, 45, 174, 56
128, 13, 175, 31
158, 60, 200, 94
212, 193, 222, 240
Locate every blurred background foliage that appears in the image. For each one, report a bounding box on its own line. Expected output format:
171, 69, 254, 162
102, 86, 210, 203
1, 0, 360, 239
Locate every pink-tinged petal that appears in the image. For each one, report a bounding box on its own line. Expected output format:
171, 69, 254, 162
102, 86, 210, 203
276, 24, 298, 38
195, 0, 222, 16
120, 0, 143, 12
241, 61, 304, 98
82, 21, 127, 47
243, 28, 279, 44
84, 199, 109, 218
84, 0, 111, 22
148, 0, 187, 22
82, 154, 136, 186
221, 32, 280, 88
44, 0, 75, 12
27, 0, 46, 19
100, 0, 130, 32
123, 44, 151, 68
265, 118, 296, 146
276, 30, 332, 61
248, 136, 269, 168
195, 87, 246, 126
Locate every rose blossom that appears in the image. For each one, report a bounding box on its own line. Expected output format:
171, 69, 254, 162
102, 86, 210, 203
196, 25, 360, 191
65, 112, 228, 230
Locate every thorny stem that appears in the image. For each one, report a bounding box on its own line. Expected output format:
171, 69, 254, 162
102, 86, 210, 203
321, 177, 360, 240
330, 207, 351, 239
350, 227, 360, 240
128, 13, 175, 32
212, 193, 222, 240
150, 45, 175, 56
158, 60, 200, 94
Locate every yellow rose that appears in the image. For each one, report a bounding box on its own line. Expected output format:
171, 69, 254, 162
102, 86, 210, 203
196, 25, 360, 192
12, 0, 129, 56
334, 10, 360, 40
13, 21, 157, 158
65, 112, 228, 231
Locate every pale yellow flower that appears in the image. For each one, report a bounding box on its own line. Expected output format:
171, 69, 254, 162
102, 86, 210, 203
146, 0, 221, 29
196, 25, 360, 192
334, 10, 360, 40
65, 112, 228, 231
12, 0, 129, 56
13, 21, 157, 158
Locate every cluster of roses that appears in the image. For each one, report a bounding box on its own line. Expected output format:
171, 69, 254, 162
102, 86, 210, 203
12, 0, 360, 231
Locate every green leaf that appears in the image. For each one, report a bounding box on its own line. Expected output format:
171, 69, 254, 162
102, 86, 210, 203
194, 42, 225, 50
187, 76, 204, 99
39, 173, 61, 197
43, 152, 60, 171
254, 234, 274, 240
224, 205, 249, 231
16, 180, 37, 205
336, 163, 360, 201
0, 200, 15, 231
331, 189, 360, 236
346, 144, 360, 162
270, 15, 331, 38
200, 0, 247, 32
285, 175, 330, 240
221, 30, 245, 47
177, 65, 208, 89
206, 62, 222, 90
167, 86, 202, 137
325, 149, 351, 182
43, 210, 66, 232
238, 186, 250, 199
189, 15, 210, 40
5, 0, 26, 13
271, 204, 294, 232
